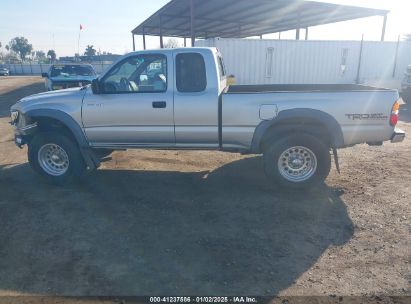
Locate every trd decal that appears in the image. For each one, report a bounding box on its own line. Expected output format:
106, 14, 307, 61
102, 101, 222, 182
345, 113, 388, 120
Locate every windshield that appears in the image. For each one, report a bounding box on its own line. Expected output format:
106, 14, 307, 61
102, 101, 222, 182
50, 65, 95, 77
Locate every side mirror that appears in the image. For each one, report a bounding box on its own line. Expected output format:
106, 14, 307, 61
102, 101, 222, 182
91, 78, 101, 94
41, 73, 48, 78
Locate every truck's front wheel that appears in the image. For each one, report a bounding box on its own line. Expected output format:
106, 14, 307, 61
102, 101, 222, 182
28, 132, 85, 185
263, 134, 331, 188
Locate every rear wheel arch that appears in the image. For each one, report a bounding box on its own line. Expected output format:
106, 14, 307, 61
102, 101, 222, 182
251, 109, 344, 153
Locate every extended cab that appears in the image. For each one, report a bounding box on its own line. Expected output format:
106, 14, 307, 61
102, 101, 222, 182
10, 47, 405, 187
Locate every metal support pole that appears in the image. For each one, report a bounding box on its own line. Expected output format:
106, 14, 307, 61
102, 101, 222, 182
260, 35, 263, 39
132, 33, 135, 51
356, 34, 364, 84
392, 35, 400, 77
190, 0, 195, 47
381, 14, 387, 42
278, 32, 281, 40
143, 27, 146, 50
296, 13, 301, 40
159, 15, 164, 48
184, 38, 187, 47
305, 27, 308, 40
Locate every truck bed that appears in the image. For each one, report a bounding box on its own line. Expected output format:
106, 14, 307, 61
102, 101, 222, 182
226, 84, 393, 94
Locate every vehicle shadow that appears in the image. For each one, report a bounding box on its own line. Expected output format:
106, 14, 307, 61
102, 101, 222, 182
0, 82, 45, 117
0, 157, 353, 295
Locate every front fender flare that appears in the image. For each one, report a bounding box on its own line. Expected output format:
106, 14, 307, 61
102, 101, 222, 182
25, 109, 88, 148
24, 109, 100, 170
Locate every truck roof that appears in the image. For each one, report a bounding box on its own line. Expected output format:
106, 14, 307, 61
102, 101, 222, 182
128, 47, 217, 56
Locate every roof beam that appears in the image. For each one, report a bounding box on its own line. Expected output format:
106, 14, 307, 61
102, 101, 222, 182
132, 0, 389, 39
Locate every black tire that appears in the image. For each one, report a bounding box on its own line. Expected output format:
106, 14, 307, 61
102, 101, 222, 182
263, 133, 331, 188
93, 148, 114, 159
28, 132, 86, 185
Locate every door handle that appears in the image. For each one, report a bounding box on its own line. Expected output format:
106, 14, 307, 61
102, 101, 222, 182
152, 101, 166, 108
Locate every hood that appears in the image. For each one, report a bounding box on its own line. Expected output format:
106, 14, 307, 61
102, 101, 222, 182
11, 86, 89, 113
50, 75, 96, 82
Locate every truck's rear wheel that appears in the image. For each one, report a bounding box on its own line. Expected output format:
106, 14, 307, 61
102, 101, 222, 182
263, 134, 331, 188
28, 132, 85, 185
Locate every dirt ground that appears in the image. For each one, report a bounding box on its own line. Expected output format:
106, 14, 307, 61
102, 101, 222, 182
0, 76, 409, 297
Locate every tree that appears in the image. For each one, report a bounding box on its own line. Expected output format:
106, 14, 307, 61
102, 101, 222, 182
47, 50, 57, 63
8, 37, 33, 60
35, 50, 46, 62
164, 38, 180, 48
84, 45, 96, 56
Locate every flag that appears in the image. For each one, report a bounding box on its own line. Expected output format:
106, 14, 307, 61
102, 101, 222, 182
80, 24, 83, 30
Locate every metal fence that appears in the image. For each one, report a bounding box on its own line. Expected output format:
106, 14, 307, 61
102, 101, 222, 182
196, 38, 411, 89
5, 62, 113, 75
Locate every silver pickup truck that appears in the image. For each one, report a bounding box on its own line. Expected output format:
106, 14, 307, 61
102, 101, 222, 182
10, 47, 405, 188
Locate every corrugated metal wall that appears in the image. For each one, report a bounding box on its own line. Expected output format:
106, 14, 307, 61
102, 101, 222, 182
196, 38, 411, 89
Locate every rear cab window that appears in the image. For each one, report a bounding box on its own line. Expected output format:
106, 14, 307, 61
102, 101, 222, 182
176, 53, 207, 93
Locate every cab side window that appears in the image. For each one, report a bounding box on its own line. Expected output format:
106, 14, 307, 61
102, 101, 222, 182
102, 54, 167, 93
176, 53, 207, 93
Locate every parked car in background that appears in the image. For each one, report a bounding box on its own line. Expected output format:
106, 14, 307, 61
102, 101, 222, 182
42, 63, 96, 91
0, 65, 10, 76
401, 64, 411, 103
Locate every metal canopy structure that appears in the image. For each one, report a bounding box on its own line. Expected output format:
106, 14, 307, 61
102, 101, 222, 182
131, 0, 389, 50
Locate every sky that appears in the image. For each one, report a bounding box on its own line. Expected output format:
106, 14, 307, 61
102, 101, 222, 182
0, 0, 410, 57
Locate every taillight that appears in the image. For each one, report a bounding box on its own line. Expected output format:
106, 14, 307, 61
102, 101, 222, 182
390, 100, 400, 126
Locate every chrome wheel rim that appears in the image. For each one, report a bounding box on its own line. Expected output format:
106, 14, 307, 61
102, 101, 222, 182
278, 146, 317, 182
38, 144, 69, 176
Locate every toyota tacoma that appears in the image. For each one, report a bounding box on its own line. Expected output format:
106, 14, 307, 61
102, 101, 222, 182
10, 47, 405, 187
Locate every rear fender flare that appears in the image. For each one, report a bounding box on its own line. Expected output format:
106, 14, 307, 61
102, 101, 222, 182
251, 108, 344, 153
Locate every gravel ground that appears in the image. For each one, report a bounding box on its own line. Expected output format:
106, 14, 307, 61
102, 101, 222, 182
0, 76, 409, 298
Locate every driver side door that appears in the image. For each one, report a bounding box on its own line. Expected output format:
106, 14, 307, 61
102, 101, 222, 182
82, 53, 175, 148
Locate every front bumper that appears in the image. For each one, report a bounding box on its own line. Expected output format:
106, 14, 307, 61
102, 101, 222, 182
391, 129, 405, 143
13, 122, 38, 148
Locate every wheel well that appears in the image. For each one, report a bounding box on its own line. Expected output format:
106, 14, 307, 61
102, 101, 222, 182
30, 116, 78, 145
260, 118, 332, 152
